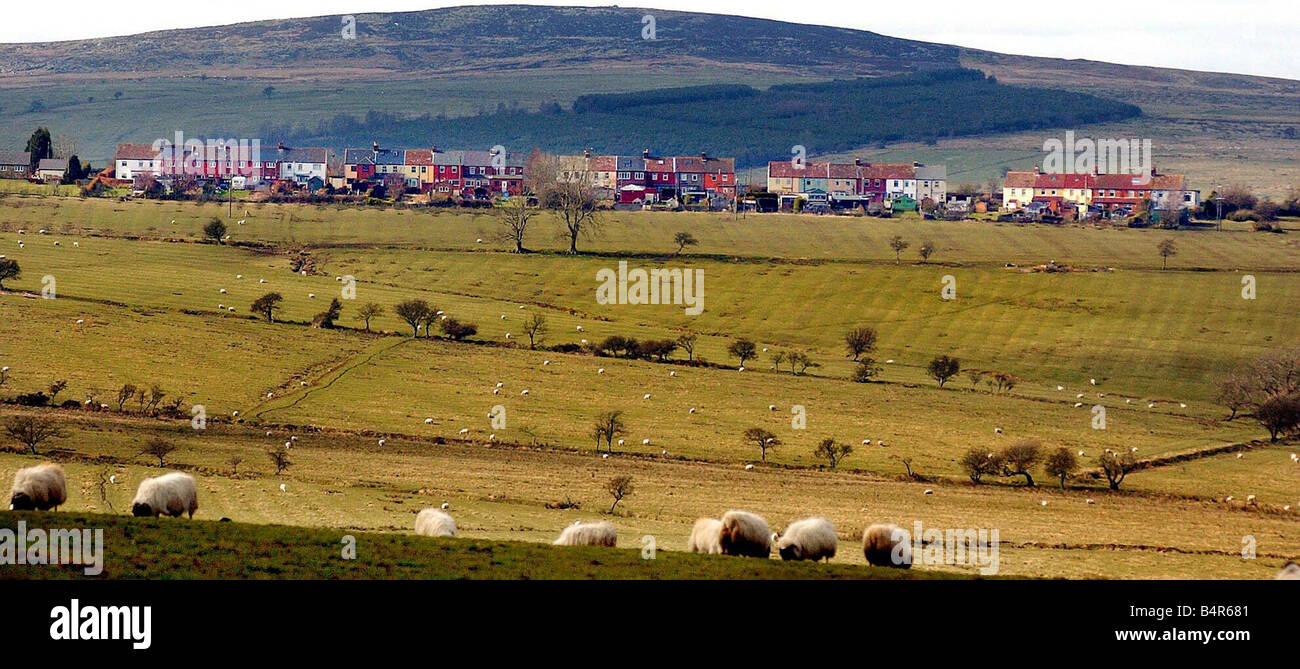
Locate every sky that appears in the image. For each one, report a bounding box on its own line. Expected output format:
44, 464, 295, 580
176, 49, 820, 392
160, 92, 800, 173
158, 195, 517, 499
3, 0, 1298, 80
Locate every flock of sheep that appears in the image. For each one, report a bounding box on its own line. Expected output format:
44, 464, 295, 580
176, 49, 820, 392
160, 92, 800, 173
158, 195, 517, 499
11, 462, 1300, 578
8, 463, 197, 518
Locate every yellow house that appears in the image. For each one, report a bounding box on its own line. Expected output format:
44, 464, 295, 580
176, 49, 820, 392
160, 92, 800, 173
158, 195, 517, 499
1001, 171, 1037, 210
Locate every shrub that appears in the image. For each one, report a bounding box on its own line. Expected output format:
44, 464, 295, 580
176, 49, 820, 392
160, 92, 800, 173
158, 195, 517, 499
852, 358, 882, 382
439, 318, 478, 340
960, 447, 1001, 483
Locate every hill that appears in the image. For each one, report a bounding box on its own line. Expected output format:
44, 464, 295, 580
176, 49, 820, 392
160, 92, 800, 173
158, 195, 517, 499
0, 510, 961, 579
0, 4, 1295, 184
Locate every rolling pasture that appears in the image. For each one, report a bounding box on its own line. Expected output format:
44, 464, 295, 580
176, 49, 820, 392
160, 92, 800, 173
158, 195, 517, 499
0, 196, 1297, 579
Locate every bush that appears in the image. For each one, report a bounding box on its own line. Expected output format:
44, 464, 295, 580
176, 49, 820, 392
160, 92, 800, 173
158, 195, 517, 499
852, 358, 882, 383
1228, 209, 1261, 222
439, 318, 478, 340
12, 392, 50, 407
960, 447, 1001, 483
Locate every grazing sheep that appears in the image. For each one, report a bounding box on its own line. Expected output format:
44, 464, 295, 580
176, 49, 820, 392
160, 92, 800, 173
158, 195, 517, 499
687, 518, 723, 554
862, 523, 911, 568
413, 508, 457, 537
131, 472, 198, 518
9, 463, 67, 511
1276, 561, 1300, 580
775, 517, 837, 562
552, 520, 617, 547
718, 510, 771, 558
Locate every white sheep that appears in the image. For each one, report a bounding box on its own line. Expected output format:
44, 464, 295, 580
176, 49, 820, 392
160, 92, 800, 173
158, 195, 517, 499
718, 510, 771, 558
775, 517, 837, 562
552, 520, 616, 547
862, 523, 911, 568
413, 508, 457, 537
687, 518, 723, 554
131, 472, 198, 518
1276, 561, 1300, 580
8, 463, 67, 511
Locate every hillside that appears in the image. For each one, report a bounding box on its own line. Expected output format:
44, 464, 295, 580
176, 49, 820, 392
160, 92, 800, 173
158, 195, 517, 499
1, 4, 1296, 181
0, 510, 961, 579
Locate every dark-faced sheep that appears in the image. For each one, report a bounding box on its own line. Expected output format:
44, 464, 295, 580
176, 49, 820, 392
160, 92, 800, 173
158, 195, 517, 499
687, 517, 723, 554
131, 472, 198, 518
553, 520, 617, 547
9, 463, 67, 511
414, 508, 457, 537
863, 523, 911, 568
719, 510, 771, 558
776, 517, 837, 562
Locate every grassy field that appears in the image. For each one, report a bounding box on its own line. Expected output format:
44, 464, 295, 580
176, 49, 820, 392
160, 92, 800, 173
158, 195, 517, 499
1, 197, 1297, 579
0, 510, 965, 580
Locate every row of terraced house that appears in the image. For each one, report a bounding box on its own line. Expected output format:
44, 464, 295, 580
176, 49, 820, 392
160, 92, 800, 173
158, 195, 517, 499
765, 159, 948, 210
110, 141, 740, 202
1001, 167, 1200, 217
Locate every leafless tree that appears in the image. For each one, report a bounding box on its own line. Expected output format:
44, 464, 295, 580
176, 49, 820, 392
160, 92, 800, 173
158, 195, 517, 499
3, 415, 66, 454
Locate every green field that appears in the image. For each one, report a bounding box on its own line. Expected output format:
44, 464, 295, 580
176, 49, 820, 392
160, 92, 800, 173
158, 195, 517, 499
1, 196, 1297, 579
0, 510, 964, 580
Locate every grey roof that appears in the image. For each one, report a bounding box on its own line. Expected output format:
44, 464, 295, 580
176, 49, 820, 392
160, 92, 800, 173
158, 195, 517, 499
343, 148, 375, 164
431, 150, 465, 166
37, 158, 67, 171
373, 148, 405, 165
269, 146, 329, 164
0, 151, 30, 166
915, 165, 947, 180
616, 156, 643, 171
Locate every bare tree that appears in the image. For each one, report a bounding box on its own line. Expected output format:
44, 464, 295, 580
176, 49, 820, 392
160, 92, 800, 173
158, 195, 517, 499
998, 439, 1042, 486
3, 415, 66, 454
606, 475, 633, 513
267, 444, 292, 475
843, 326, 878, 361
743, 427, 780, 463
592, 410, 626, 454
498, 192, 536, 253
672, 231, 698, 256
139, 437, 177, 467
1043, 447, 1078, 488
1098, 450, 1137, 490
356, 302, 384, 332
1156, 238, 1177, 270
227, 455, 244, 475
927, 355, 961, 387
393, 299, 431, 337
918, 240, 936, 263
728, 339, 756, 368
889, 236, 909, 263
522, 313, 547, 349
676, 333, 698, 362
814, 437, 853, 469
960, 447, 1001, 483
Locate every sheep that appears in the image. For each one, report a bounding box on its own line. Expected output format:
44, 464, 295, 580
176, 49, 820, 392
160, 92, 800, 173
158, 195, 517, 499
413, 508, 457, 537
1276, 562, 1300, 580
552, 520, 617, 547
862, 523, 911, 568
9, 463, 67, 511
687, 518, 724, 554
718, 510, 771, 558
775, 517, 837, 562
131, 472, 198, 518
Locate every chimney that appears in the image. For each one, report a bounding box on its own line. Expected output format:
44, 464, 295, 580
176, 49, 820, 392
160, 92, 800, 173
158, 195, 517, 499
700, 151, 708, 161
372, 141, 379, 152
276, 141, 285, 151
642, 148, 650, 159
854, 157, 861, 166
913, 161, 922, 167
583, 148, 590, 158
